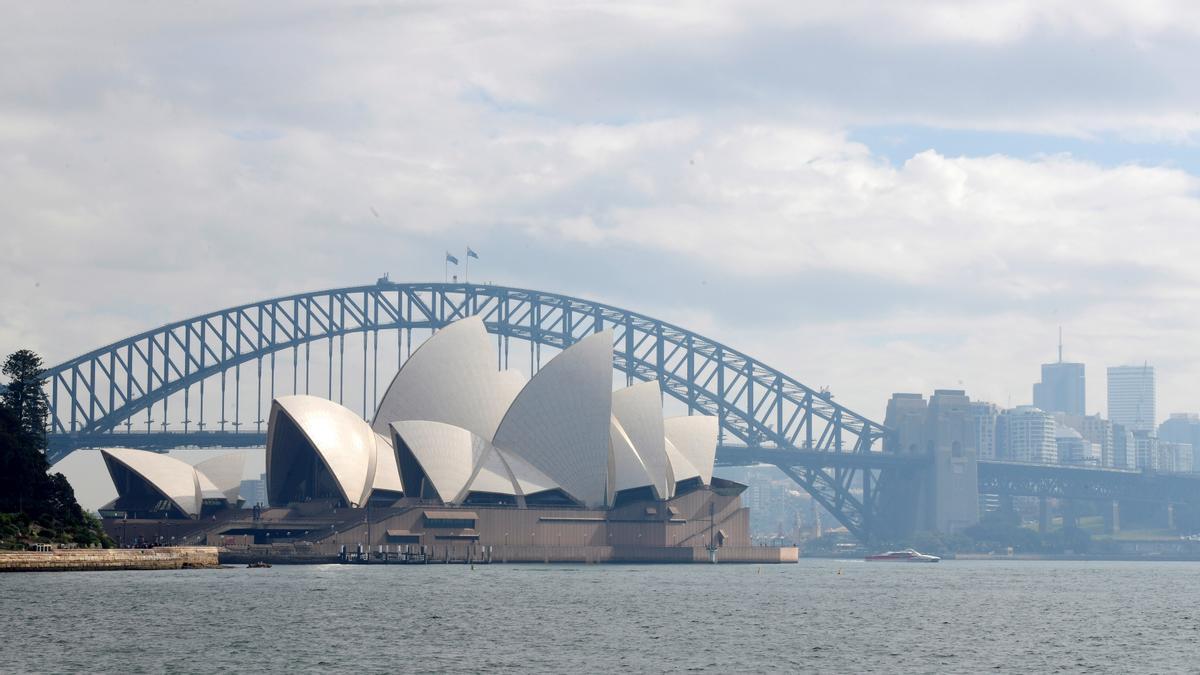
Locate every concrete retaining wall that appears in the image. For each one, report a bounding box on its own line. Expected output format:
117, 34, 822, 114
219, 542, 798, 565
0, 547, 220, 572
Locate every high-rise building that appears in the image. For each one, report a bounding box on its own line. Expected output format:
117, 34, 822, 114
1055, 423, 1100, 466
996, 406, 1057, 463
1058, 413, 1114, 467
1112, 423, 1137, 469
1157, 441, 1194, 474
238, 473, 268, 508
970, 401, 1000, 460
1033, 344, 1083, 417
1133, 431, 1158, 471
1158, 414, 1200, 473
1107, 365, 1156, 432
1032, 332, 1085, 416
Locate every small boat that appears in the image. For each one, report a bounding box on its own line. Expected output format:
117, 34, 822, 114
246, 561, 272, 568
865, 548, 940, 563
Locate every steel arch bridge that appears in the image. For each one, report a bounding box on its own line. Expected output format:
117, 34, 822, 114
39, 281, 889, 538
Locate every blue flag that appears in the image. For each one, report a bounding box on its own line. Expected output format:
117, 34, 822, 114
467, 247, 479, 260
445, 252, 459, 265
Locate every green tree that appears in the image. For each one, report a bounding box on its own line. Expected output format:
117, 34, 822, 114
2, 349, 49, 452
962, 510, 1042, 553
1, 349, 111, 548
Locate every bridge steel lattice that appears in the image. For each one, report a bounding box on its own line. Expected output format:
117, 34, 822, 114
978, 461, 1200, 504
39, 282, 889, 538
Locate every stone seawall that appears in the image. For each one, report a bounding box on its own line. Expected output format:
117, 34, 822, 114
220, 543, 798, 565
0, 547, 220, 572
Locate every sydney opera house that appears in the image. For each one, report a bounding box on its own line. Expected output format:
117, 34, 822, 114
98, 317, 794, 563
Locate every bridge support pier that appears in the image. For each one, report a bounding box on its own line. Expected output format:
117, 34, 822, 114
1102, 500, 1120, 535
1164, 503, 1176, 530
1061, 500, 1079, 530
1038, 496, 1049, 534
880, 390, 979, 539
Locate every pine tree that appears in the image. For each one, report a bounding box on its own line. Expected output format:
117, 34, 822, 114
1, 349, 49, 453
1, 349, 111, 548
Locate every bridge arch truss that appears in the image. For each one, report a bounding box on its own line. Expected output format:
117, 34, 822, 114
41, 282, 888, 537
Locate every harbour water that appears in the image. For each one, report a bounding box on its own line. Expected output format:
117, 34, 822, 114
1, 559, 1197, 673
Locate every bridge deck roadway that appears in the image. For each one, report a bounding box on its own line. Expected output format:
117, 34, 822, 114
715, 445, 926, 469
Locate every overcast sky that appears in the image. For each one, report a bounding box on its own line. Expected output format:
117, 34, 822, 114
3, 1, 1200, 424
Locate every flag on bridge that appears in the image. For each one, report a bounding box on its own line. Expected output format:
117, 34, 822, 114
467, 247, 479, 260
445, 252, 459, 265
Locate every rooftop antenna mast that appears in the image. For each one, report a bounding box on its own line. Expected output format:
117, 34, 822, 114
1058, 326, 1063, 363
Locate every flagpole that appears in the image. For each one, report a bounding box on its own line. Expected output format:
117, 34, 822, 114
464, 248, 469, 284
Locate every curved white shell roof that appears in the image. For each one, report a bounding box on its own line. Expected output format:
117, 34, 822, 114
372, 316, 525, 439
493, 330, 615, 507
610, 416, 654, 495
496, 447, 559, 497
463, 446, 520, 497
664, 416, 719, 485
101, 448, 207, 517
268, 395, 378, 507
390, 420, 487, 503
259, 316, 718, 511
391, 420, 564, 504
663, 437, 700, 492
195, 452, 246, 503
371, 432, 405, 495
611, 381, 670, 498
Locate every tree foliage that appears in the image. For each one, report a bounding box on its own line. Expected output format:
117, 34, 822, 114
802, 508, 1097, 558
2, 349, 49, 452
0, 350, 111, 549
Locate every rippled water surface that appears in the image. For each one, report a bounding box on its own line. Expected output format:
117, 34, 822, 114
2, 559, 1199, 673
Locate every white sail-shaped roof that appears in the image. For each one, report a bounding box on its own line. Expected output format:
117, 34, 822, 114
196, 471, 225, 501
194, 452, 246, 503
462, 445, 520, 498
663, 438, 700, 494
267, 396, 378, 508
496, 447, 559, 497
492, 330, 615, 507
372, 316, 525, 439
611, 381, 670, 498
371, 432, 405, 495
390, 420, 488, 503
664, 416, 719, 485
610, 416, 655, 495
101, 448, 206, 517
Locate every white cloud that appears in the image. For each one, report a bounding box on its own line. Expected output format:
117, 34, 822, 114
2, 1, 1200, 426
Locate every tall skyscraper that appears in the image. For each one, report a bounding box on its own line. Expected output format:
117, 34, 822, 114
1107, 365, 1156, 432
1032, 332, 1085, 415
